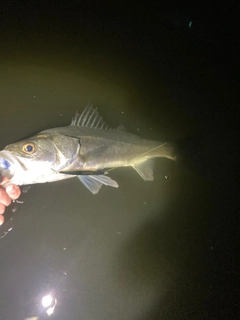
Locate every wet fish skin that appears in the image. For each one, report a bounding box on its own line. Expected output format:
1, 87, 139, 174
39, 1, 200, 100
0, 105, 176, 194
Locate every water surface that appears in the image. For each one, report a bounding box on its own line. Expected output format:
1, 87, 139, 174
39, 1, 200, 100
0, 5, 238, 319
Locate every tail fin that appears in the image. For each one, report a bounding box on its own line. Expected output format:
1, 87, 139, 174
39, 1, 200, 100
172, 135, 207, 175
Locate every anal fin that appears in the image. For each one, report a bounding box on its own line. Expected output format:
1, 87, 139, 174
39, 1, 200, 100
133, 159, 155, 181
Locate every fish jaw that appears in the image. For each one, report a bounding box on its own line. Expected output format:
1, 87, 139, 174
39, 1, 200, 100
0, 150, 64, 186
0, 150, 19, 182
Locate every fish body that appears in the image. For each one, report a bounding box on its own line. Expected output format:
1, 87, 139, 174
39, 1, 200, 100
0, 105, 176, 194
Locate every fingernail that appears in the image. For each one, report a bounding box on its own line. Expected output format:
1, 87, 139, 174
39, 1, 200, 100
6, 185, 14, 194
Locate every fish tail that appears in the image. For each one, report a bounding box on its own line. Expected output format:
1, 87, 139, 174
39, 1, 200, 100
172, 135, 207, 175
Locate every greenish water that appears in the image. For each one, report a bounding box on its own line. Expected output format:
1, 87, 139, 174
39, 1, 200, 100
0, 6, 238, 320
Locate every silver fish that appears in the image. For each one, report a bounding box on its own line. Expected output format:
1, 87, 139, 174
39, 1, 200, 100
0, 105, 177, 194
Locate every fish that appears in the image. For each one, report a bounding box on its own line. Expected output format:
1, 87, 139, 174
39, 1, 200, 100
0, 105, 190, 194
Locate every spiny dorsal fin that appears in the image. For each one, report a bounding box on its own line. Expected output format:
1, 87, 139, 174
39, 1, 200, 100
133, 159, 155, 181
71, 104, 111, 130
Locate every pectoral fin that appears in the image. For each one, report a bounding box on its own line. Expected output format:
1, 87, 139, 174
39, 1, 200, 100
78, 175, 119, 194
82, 146, 109, 162
60, 170, 106, 175
58, 146, 109, 174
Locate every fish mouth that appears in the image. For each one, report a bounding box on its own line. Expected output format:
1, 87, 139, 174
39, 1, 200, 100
0, 150, 17, 184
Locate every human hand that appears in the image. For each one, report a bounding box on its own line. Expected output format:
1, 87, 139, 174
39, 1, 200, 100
0, 179, 21, 225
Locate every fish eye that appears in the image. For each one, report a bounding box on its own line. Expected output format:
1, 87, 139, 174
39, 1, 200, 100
22, 142, 36, 154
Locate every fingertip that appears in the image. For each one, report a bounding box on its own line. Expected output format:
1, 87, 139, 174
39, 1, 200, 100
6, 185, 21, 200
0, 215, 4, 225
0, 203, 5, 215
6, 184, 14, 193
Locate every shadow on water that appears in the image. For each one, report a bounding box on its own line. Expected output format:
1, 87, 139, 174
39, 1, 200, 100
112, 188, 213, 319
112, 172, 238, 320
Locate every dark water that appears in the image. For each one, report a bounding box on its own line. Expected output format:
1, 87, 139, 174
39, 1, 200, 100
0, 3, 238, 320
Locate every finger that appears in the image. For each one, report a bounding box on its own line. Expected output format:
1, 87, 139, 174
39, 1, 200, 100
6, 185, 21, 200
0, 203, 6, 215
0, 214, 4, 225
0, 176, 9, 185
0, 188, 12, 207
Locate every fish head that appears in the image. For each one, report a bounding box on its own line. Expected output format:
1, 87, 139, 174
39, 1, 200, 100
0, 134, 61, 186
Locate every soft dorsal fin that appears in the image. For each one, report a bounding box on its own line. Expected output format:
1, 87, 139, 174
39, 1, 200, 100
71, 104, 111, 130
133, 159, 155, 181
116, 124, 126, 131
